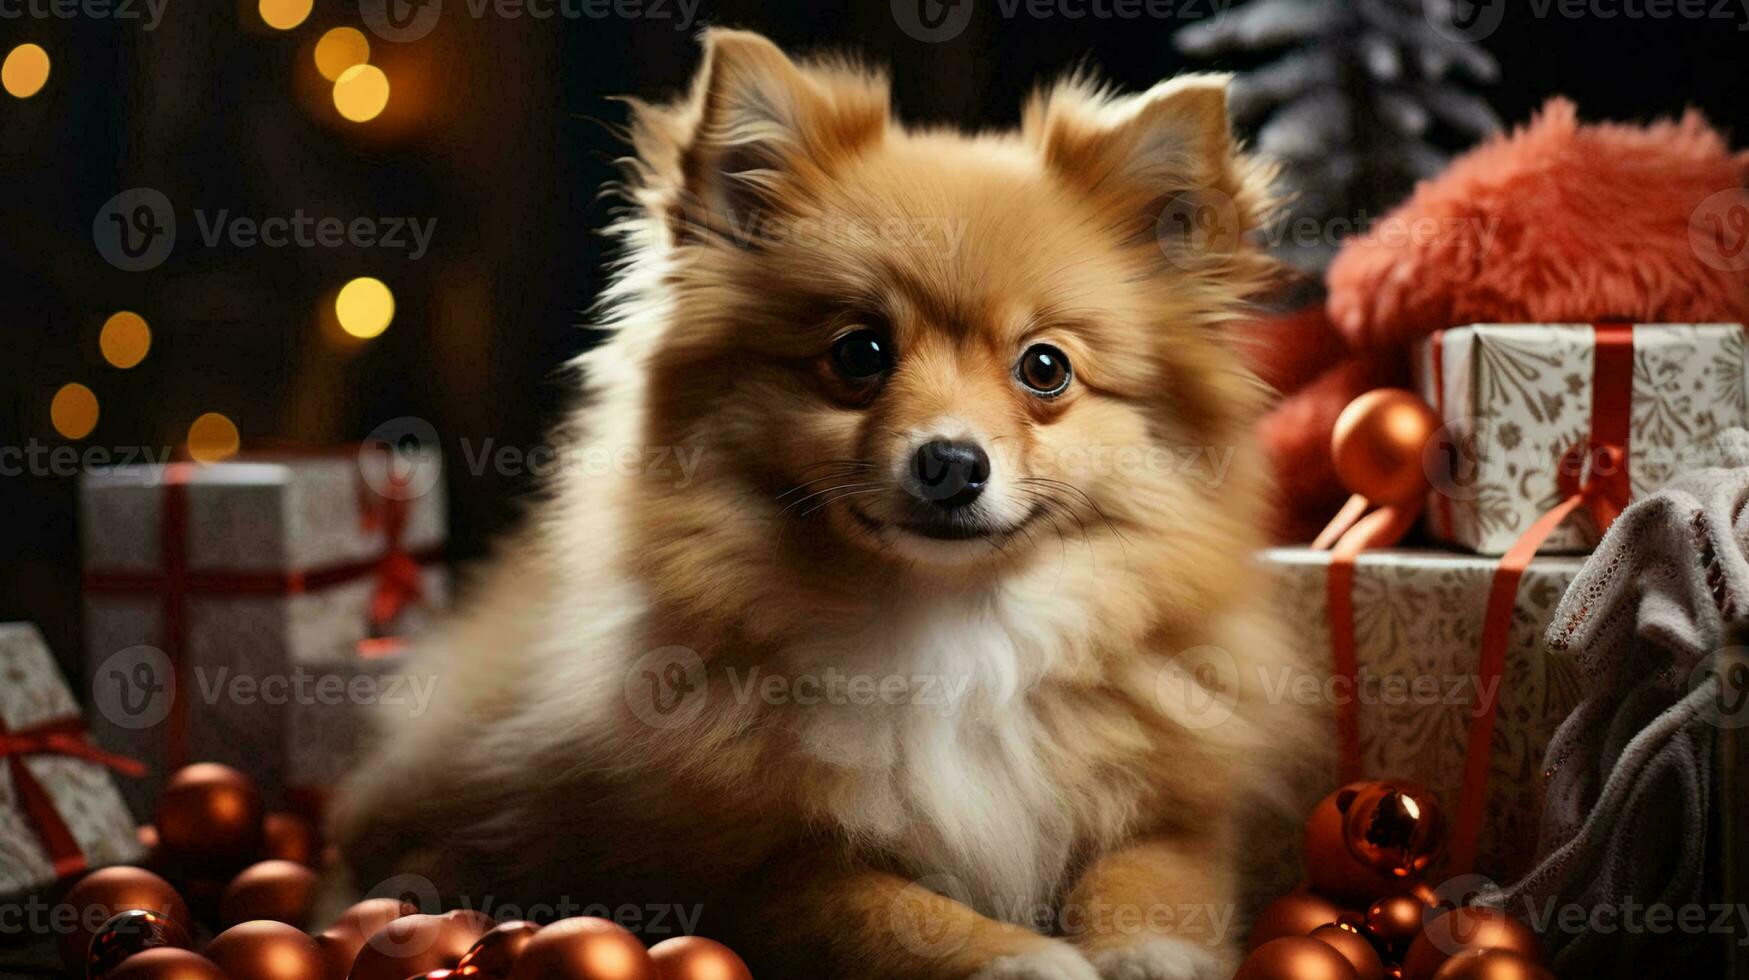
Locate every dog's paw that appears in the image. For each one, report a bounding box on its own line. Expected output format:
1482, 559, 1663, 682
971, 942, 1101, 980
1089, 939, 1227, 980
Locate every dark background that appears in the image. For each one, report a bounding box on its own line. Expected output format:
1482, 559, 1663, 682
3, 0, 1748, 678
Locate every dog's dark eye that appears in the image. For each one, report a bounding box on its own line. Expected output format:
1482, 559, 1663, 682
1017, 344, 1071, 396
832, 330, 892, 380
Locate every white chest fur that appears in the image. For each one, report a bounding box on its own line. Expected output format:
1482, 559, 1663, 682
781, 596, 1082, 923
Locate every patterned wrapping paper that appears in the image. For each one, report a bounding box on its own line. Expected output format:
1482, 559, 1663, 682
1256, 547, 1587, 886
79, 451, 447, 817
0, 623, 144, 897
1415, 324, 1746, 555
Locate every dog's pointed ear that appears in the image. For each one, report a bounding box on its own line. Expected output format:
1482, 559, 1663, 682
1024, 74, 1270, 251
679, 30, 887, 225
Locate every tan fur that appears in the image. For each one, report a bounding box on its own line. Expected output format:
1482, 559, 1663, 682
332, 29, 1314, 980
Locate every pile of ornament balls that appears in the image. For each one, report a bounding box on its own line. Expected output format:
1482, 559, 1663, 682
56, 763, 753, 980
1236, 780, 1552, 980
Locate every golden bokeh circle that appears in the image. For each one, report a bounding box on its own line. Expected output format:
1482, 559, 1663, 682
100, 311, 152, 369
2, 44, 50, 100
51, 383, 98, 440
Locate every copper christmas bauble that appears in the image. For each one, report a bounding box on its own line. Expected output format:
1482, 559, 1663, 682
347, 911, 491, 980
648, 937, 752, 980
1364, 896, 1428, 959
1305, 784, 1417, 905
153, 763, 264, 871
315, 898, 417, 980
1249, 891, 1351, 950
1342, 782, 1446, 879
1236, 937, 1361, 980
87, 908, 193, 977
104, 948, 228, 980
220, 860, 319, 928
1402, 908, 1540, 980
456, 921, 542, 976
262, 812, 318, 866
206, 920, 326, 980
1330, 390, 1441, 506
1429, 950, 1553, 980
59, 867, 193, 971
508, 918, 654, 980
1309, 924, 1384, 980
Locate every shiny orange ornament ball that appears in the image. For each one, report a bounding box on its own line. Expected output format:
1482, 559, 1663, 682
153, 763, 264, 870
1342, 782, 1446, 879
314, 898, 417, 980
59, 866, 193, 971
1402, 908, 1540, 980
1309, 924, 1385, 980
348, 911, 492, 980
1428, 950, 1554, 980
87, 908, 193, 978
206, 920, 326, 980
1306, 784, 1419, 905
1331, 390, 1441, 506
261, 812, 318, 866
1364, 895, 1428, 959
456, 921, 542, 976
648, 936, 752, 980
1236, 937, 1361, 980
220, 860, 319, 928
1249, 891, 1352, 950
508, 918, 654, 980
104, 948, 228, 980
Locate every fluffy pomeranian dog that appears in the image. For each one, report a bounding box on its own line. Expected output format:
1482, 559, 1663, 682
335, 28, 1311, 980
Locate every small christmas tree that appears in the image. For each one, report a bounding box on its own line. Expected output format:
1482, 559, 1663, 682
1176, 0, 1502, 272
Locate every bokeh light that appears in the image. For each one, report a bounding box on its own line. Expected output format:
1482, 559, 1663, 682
51, 383, 98, 440
100, 311, 152, 369
187, 413, 241, 462
258, 0, 312, 30
335, 277, 395, 338
2, 44, 50, 100
314, 27, 371, 82
332, 64, 390, 123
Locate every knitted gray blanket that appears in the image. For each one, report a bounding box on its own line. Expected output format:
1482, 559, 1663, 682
1495, 430, 1749, 977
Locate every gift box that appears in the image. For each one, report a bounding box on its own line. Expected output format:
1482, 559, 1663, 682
1416, 323, 1746, 554
79, 449, 447, 817
0, 623, 145, 897
1258, 546, 1586, 883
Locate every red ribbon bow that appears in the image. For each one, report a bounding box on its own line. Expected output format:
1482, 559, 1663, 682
0, 717, 145, 879
360, 493, 424, 634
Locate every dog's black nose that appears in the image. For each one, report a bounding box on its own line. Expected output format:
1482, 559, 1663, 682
910, 440, 991, 509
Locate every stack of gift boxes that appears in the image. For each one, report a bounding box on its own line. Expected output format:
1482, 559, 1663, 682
0, 445, 451, 904
1260, 323, 1746, 888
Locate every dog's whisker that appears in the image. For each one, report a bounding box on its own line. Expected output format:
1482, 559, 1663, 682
777, 481, 882, 518
797, 486, 885, 520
